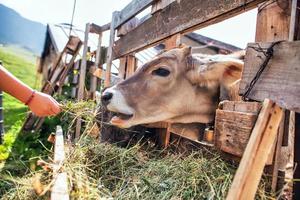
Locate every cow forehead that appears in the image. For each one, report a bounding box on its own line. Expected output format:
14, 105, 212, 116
140, 53, 178, 72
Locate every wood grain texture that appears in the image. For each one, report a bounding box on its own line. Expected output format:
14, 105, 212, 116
226, 99, 283, 200
105, 12, 118, 87
255, 1, 290, 42
239, 41, 300, 112
215, 109, 258, 157
114, 0, 154, 28
113, 0, 266, 59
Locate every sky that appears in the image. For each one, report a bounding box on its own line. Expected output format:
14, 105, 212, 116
0, 0, 257, 48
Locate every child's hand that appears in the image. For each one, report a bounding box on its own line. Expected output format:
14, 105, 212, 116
27, 91, 61, 117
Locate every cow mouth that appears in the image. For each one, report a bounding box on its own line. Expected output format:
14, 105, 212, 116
110, 111, 134, 127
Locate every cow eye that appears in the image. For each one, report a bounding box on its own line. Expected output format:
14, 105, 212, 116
152, 68, 170, 77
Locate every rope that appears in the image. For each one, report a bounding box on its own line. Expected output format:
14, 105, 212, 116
69, 0, 77, 37
242, 41, 282, 101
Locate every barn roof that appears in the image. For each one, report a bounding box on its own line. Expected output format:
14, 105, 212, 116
185, 32, 242, 52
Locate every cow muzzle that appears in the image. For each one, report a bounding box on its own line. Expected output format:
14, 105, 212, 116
101, 86, 135, 128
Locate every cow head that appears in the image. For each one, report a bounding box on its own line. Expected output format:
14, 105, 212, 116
102, 46, 244, 128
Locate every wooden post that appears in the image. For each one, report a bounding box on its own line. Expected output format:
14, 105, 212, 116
291, 0, 300, 197
51, 126, 69, 200
252, 0, 294, 193
105, 11, 119, 87
75, 23, 90, 139
226, 99, 283, 200
90, 31, 103, 99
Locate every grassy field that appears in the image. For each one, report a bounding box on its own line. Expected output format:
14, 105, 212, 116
0, 45, 41, 161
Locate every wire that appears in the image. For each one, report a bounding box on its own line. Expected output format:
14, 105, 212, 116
242, 41, 283, 101
69, 0, 77, 37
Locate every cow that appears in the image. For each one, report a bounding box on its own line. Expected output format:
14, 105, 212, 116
101, 46, 244, 128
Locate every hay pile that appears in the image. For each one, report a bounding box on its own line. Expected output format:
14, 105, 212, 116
0, 101, 274, 199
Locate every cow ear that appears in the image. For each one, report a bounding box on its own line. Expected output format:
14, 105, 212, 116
186, 58, 243, 90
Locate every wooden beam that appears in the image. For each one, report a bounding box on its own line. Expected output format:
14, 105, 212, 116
101, 22, 111, 32
51, 126, 69, 200
75, 23, 90, 139
226, 99, 283, 200
89, 23, 102, 34
113, 0, 266, 59
151, 0, 175, 14
105, 12, 118, 87
239, 41, 300, 113
114, 0, 154, 29
90, 31, 102, 99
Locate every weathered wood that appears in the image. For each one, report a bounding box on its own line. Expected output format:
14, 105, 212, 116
77, 23, 90, 100
100, 22, 111, 32
169, 123, 202, 142
226, 99, 283, 200
105, 12, 118, 87
51, 126, 69, 200
255, 0, 290, 42
113, 0, 266, 59
93, 68, 121, 85
215, 109, 258, 157
271, 111, 285, 192
125, 55, 137, 78
118, 57, 127, 79
239, 41, 300, 113
117, 18, 139, 37
221, 100, 262, 114
151, 0, 175, 14
114, 0, 154, 29
89, 23, 102, 34
75, 23, 90, 139
90, 31, 102, 99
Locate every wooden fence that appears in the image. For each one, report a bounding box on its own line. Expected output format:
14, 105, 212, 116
98, 0, 300, 199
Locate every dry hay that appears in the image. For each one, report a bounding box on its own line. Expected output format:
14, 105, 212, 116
0, 101, 276, 200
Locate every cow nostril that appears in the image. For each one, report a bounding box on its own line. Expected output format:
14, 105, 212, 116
101, 92, 113, 104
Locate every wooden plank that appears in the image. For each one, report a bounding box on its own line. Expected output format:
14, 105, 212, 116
51, 126, 69, 200
100, 22, 111, 32
118, 57, 127, 79
151, 0, 175, 14
221, 101, 262, 114
114, 0, 154, 28
77, 23, 90, 100
105, 12, 118, 87
89, 23, 102, 34
75, 23, 90, 139
271, 111, 285, 192
215, 109, 258, 157
125, 55, 136, 78
169, 123, 201, 142
239, 41, 300, 113
226, 99, 283, 200
113, 0, 266, 59
90, 31, 102, 99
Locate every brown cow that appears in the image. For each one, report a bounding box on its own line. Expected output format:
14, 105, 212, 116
101, 46, 244, 128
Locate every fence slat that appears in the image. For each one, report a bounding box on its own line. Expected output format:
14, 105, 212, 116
51, 126, 69, 200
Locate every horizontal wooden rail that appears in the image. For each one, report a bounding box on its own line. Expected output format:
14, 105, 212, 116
113, 0, 266, 59
114, 0, 154, 29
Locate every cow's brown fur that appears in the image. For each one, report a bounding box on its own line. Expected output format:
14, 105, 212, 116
105, 46, 244, 128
